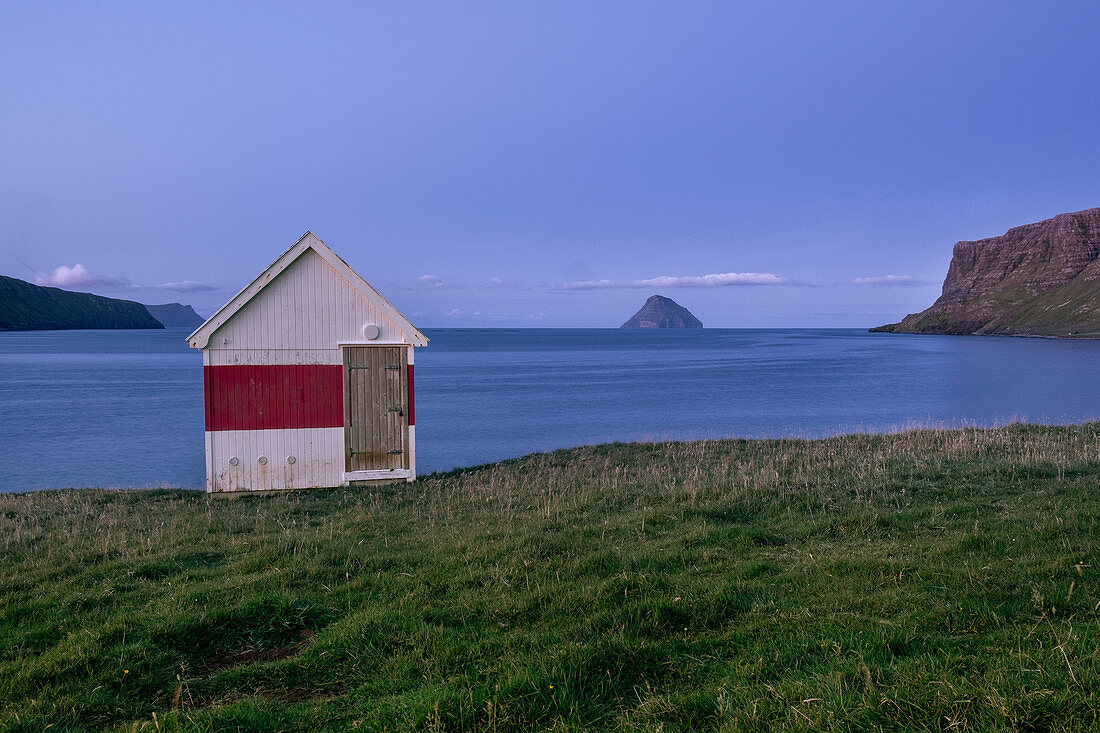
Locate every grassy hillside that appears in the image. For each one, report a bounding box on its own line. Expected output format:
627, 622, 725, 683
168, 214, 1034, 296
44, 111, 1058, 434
980, 278, 1100, 337
874, 281, 1100, 337
2, 425, 1099, 731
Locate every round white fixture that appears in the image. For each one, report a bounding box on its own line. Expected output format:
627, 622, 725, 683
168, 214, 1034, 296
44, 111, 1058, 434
362, 324, 381, 340
229, 457, 239, 467
286, 455, 297, 465
257, 456, 268, 465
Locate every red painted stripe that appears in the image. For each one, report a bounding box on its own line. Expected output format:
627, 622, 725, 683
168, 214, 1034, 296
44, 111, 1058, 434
204, 364, 343, 431
407, 364, 415, 426
204, 369, 215, 432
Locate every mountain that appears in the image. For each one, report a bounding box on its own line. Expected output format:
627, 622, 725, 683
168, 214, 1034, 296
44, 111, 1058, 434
872, 207, 1100, 337
0, 275, 164, 331
621, 295, 703, 328
144, 302, 205, 329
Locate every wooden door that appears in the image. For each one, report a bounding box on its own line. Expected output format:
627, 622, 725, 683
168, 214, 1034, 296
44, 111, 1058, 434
343, 347, 408, 471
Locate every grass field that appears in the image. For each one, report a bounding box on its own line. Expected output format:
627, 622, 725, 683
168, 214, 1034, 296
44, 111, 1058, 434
2, 424, 1099, 731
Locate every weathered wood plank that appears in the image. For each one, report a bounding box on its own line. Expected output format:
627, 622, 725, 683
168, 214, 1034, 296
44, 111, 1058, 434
342, 346, 408, 471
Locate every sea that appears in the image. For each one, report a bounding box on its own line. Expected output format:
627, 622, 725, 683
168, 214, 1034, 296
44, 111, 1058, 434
2, 328, 1099, 492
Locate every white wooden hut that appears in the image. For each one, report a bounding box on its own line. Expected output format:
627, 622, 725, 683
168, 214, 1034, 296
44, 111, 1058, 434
187, 232, 427, 494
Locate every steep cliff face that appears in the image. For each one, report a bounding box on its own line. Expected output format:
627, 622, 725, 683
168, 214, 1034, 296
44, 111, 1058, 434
144, 303, 205, 328
0, 275, 164, 331
872, 208, 1100, 337
621, 295, 703, 328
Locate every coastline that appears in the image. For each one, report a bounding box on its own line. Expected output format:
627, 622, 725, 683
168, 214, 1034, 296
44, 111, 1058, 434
869, 327, 1100, 340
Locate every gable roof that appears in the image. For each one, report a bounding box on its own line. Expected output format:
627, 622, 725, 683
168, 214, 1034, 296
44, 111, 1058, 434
187, 231, 428, 349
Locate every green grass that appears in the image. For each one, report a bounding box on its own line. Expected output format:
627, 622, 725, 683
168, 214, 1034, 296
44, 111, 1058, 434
881, 274, 1100, 337
3, 424, 1100, 731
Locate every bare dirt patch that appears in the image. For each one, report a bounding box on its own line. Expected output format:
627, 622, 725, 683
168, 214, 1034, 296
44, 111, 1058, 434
191, 628, 315, 675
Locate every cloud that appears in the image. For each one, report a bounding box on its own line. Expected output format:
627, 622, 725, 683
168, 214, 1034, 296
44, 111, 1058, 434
851, 275, 929, 286
417, 274, 446, 288
488, 277, 505, 287
34, 264, 131, 290
559, 272, 791, 290
561, 279, 618, 290
445, 308, 462, 317
156, 280, 220, 293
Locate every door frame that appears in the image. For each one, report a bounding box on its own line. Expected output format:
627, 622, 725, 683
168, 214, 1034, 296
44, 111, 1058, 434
340, 344, 411, 482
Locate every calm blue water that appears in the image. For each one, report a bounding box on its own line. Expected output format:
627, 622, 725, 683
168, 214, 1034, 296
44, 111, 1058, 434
1, 328, 1098, 491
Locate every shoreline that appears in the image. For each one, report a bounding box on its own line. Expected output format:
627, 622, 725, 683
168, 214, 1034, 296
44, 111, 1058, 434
7, 419, 1100, 495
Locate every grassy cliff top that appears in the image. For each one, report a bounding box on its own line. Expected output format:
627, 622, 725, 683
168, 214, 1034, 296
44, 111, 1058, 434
3, 425, 1099, 731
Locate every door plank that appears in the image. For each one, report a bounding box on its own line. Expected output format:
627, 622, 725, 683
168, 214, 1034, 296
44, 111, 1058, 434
344, 346, 409, 472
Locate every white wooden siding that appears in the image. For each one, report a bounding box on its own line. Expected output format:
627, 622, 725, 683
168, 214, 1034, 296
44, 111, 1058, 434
207, 348, 343, 366
208, 428, 344, 492
207, 248, 410, 351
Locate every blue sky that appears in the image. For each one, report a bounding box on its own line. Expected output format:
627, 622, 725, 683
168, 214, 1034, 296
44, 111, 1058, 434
3, 2, 1099, 327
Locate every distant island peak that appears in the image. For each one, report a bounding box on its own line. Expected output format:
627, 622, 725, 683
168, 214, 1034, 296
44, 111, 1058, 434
621, 294, 703, 328
144, 303, 204, 329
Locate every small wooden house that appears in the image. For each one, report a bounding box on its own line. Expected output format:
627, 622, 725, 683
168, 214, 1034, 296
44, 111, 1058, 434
187, 232, 427, 494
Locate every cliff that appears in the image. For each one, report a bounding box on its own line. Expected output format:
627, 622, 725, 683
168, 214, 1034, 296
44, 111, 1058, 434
0, 275, 164, 331
872, 207, 1100, 337
621, 295, 703, 328
144, 302, 205, 328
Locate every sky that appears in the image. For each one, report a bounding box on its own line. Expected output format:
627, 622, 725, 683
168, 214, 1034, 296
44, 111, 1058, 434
3, 2, 1100, 328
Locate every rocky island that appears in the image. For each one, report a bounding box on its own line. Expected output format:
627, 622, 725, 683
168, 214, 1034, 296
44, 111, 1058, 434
621, 294, 702, 328
872, 207, 1100, 337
